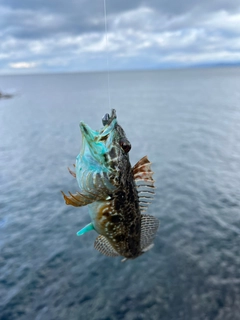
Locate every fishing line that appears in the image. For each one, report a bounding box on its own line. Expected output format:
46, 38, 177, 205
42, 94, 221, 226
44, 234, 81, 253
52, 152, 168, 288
103, 0, 111, 109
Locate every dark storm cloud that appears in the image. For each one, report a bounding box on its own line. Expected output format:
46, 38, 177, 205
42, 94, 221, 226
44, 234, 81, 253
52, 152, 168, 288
1, 0, 240, 73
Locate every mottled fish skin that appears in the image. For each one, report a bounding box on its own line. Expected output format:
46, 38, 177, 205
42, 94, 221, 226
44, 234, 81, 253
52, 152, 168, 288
88, 158, 142, 259
62, 109, 159, 260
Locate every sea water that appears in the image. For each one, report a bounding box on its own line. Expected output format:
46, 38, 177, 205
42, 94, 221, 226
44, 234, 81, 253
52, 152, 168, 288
0, 68, 240, 319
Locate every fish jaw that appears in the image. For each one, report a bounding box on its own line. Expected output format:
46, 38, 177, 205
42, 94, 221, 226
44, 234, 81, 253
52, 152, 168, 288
79, 122, 108, 159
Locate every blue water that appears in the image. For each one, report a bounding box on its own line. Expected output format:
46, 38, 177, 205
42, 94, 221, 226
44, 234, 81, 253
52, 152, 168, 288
1, 68, 240, 319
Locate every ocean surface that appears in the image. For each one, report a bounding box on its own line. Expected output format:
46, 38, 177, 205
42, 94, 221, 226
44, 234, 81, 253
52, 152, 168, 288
0, 68, 240, 320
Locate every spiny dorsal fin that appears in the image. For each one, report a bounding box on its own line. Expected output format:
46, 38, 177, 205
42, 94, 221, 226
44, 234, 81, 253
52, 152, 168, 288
94, 235, 120, 257
140, 214, 159, 252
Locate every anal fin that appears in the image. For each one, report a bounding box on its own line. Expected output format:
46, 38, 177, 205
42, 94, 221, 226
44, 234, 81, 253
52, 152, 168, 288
94, 235, 120, 257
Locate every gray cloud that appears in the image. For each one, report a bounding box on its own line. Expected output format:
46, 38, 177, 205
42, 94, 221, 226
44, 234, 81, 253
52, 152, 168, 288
1, 0, 240, 74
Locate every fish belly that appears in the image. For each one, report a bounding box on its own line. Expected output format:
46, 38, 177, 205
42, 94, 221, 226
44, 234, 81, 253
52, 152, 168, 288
88, 200, 114, 235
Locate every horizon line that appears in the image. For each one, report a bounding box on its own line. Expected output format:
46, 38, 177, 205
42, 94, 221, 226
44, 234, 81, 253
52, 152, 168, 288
0, 62, 240, 77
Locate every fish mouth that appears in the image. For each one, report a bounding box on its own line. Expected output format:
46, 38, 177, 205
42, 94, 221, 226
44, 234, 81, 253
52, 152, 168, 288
79, 109, 117, 157
79, 109, 117, 140
79, 122, 98, 141
99, 109, 117, 137
80, 122, 107, 158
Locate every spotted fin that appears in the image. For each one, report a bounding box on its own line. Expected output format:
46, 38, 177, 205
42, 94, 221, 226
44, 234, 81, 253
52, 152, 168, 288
140, 214, 159, 251
61, 191, 96, 207
133, 155, 154, 184
94, 235, 120, 257
132, 156, 155, 211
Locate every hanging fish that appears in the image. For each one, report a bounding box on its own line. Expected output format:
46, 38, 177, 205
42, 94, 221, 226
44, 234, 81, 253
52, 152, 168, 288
61, 109, 159, 261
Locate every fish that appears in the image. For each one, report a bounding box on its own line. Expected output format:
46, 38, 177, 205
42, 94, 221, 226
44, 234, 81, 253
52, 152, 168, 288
61, 109, 159, 261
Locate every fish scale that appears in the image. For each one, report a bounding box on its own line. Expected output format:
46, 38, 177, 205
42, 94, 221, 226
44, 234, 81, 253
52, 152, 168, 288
61, 109, 159, 261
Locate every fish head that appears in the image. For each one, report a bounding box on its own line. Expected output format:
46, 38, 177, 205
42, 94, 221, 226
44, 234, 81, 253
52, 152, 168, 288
79, 109, 131, 177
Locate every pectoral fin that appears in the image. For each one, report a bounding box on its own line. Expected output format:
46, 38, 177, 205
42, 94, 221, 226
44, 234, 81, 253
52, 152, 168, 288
132, 155, 155, 185
133, 156, 155, 212
61, 191, 96, 207
94, 235, 120, 257
76, 222, 94, 236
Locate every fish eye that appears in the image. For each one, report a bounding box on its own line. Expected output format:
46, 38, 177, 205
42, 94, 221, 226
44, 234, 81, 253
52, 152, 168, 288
120, 140, 131, 153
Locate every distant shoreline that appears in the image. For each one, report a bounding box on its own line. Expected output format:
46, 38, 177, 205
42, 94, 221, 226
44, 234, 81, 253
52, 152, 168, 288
0, 91, 13, 99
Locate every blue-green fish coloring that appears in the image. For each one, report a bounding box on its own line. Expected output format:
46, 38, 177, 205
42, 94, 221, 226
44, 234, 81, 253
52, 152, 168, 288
62, 109, 159, 261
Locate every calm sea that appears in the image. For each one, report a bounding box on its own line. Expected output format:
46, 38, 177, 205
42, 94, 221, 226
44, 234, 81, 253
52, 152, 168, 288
0, 68, 240, 320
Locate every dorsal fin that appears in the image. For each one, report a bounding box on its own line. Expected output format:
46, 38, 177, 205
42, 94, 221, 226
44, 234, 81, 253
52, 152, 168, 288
132, 156, 155, 212
94, 235, 120, 257
140, 214, 159, 251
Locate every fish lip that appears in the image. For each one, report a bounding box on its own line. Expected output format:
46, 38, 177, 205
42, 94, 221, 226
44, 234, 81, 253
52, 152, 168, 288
99, 109, 117, 136
79, 122, 96, 141
80, 109, 117, 139
102, 109, 117, 127
79, 122, 99, 154
79, 109, 117, 148
79, 121, 108, 157
108, 109, 117, 124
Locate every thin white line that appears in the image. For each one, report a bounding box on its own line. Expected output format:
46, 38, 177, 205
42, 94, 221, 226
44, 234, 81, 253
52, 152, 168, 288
103, 0, 111, 109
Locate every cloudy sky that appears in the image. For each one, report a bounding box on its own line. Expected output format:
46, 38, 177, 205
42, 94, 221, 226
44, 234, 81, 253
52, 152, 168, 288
1, 0, 240, 74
